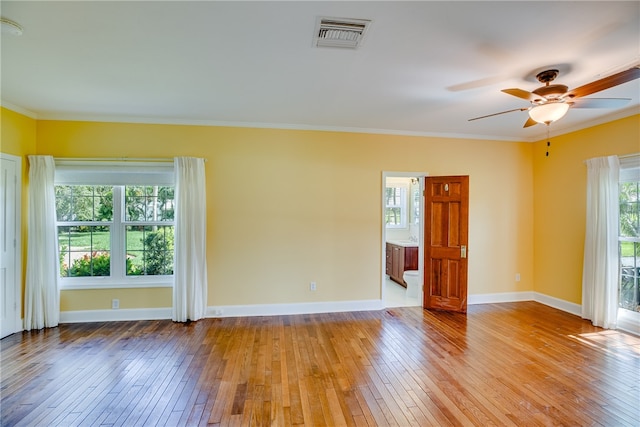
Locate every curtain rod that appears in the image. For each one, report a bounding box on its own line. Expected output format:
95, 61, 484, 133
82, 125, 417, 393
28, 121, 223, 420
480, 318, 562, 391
618, 153, 639, 159
53, 157, 207, 163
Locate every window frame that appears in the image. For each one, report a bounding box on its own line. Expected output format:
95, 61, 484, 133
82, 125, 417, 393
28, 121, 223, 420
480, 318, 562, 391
55, 161, 175, 290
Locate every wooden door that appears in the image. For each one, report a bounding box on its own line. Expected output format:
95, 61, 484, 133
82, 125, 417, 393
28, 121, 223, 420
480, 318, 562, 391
424, 176, 469, 312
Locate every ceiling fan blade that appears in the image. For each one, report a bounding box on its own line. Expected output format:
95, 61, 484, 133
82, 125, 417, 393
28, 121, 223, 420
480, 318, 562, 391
447, 75, 505, 92
566, 66, 640, 98
570, 97, 631, 108
468, 107, 528, 122
523, 117, 538, 128
502, 88, 538, 101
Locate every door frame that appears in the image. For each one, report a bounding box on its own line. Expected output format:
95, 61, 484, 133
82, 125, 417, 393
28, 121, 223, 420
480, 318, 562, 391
381, 171, 427, 307
1, 153, 22, 338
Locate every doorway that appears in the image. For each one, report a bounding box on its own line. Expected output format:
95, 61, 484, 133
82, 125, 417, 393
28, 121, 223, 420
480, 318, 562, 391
381, 171, 426, 307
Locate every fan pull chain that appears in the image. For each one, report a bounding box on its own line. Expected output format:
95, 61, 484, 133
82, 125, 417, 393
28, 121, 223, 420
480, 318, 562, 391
545, 125, 551, 157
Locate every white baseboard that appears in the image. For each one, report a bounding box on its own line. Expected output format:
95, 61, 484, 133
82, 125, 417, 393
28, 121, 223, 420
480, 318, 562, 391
60, 307, 172, 323
59, 300, 384, 323
533, 292, 582, 316
58, 294, 584, 324
468, 291, 582, 317
206, 299, 385, 318
468, 291, 535, 305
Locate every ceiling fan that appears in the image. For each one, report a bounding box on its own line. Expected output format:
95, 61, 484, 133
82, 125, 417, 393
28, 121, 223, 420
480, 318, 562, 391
469, 66, 640, 127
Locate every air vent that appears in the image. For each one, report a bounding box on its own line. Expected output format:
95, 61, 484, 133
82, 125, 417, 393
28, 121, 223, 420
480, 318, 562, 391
315, 17, 371, 49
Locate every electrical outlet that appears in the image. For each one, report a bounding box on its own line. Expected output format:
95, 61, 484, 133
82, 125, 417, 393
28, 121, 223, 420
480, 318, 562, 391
515, 273, 521, 282
310, 281, 317, 291
112, 299, 120, 309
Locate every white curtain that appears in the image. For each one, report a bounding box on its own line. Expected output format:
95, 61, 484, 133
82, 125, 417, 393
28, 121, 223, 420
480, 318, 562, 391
582, 155, 620, 329
24, 155, 60, 330
173, 157, 208, 322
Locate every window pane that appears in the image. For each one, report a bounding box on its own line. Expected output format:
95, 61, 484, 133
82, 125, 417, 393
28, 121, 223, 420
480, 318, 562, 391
620, 182, 639, 238
55, 186, 72, 221
413, 188, 420, 225
386, 207, 402, 226
619, 241, 639, 311
619, 180, 639, 312
55, 185, 113, 222
94, 186, 113, 221
385, 186, 406, 228
125, 186, 174, 222
385, 187, 395, 205
126, 225, 174, 275
58, 225, 111, 277
157, 187, 175, 221
386, 187, 402, 206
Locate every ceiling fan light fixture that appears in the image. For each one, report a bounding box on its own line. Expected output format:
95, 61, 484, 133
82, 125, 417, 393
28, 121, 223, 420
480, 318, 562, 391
528, 102, 570, 124
1, 17, 23, 36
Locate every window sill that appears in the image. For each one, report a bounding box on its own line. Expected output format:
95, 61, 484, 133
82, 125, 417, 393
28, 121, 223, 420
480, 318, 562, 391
59, 276, 173, 290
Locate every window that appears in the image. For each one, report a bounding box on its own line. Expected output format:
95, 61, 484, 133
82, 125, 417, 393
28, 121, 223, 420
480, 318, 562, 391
57, 185, 113, 277
124, 185, 175, 276
385, 186, 407, 228
54, 160, 175, 288
619, 161, 639, 313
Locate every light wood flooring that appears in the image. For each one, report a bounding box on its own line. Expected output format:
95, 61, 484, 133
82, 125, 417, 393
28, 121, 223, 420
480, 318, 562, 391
1, 302, 639, 426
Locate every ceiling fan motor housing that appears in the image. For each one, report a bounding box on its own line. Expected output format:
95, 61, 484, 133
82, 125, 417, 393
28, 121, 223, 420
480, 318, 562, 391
532, 84, 569, 102
536, 69, 560, 83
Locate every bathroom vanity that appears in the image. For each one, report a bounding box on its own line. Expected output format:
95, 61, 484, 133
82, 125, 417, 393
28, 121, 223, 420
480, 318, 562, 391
385, 241, 418, 287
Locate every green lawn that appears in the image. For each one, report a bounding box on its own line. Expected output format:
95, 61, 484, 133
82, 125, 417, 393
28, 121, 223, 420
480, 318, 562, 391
58, 230, 145, 251
621, 241, 637, 257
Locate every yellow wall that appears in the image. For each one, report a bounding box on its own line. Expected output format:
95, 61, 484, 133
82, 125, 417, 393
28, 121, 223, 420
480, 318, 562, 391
1, 107, 36, 156
60, 288, 172, 311
533, 115, 640, 304
1, 107, 37, 315
8, 106, 638, 315
32, 119, 535, 311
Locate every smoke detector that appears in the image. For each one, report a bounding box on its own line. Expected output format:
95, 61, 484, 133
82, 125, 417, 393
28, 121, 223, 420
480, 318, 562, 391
314, 17, 371, 49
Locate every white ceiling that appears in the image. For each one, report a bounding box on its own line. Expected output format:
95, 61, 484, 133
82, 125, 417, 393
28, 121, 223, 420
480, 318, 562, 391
2, 1, 639, 142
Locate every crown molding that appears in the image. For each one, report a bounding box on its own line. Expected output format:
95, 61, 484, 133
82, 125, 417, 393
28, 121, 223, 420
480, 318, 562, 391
0, 101, 37, 119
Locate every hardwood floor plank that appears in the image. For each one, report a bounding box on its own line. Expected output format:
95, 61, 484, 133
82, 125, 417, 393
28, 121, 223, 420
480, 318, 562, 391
325, 387, 349, 427
295, 374, 314, 426
2, 302, 638, 426
356, 384, 395, 426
